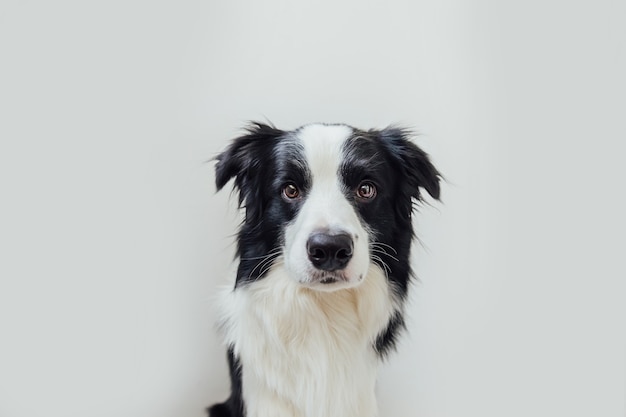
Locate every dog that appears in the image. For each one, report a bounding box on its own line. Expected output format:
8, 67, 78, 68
208, 122, 440, 417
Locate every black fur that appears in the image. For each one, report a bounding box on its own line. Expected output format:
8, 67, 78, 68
207, 347, 244, 417
214, 122, 295, 287
208, 122, 440, 417
374, 310, 406, 357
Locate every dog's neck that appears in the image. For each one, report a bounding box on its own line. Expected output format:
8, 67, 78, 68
219, 264, 398, 417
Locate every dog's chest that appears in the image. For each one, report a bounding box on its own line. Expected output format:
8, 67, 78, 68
219, 265, 396, 417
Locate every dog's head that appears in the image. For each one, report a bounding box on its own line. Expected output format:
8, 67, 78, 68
216, 122, 440, 293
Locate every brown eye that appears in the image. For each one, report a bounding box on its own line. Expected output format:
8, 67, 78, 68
282, 183, 300, 200
356, 181, 377, 200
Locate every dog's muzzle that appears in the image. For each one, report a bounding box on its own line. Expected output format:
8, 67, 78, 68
306, 232, 353, 272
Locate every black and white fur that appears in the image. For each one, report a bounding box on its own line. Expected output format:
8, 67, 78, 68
208, 122, 440, 417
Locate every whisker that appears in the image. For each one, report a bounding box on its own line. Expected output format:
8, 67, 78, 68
371, 254, 391, 278
370, 248, 400, 262
258, 258, 283, 280
246, 250, 281, 281
256, 256, 283, 279
371, 242, 398, 254
249, 257, 274, 280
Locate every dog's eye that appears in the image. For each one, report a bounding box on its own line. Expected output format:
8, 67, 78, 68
356, 181, 377, 200
282, 183, 301, 200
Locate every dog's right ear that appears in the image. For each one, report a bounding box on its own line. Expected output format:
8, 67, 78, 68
215, 122, 284, 208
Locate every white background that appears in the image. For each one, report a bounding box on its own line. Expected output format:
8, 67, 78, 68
1, 1, 624, 416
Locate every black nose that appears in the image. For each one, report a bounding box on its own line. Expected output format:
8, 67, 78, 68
306, 233, 353, 271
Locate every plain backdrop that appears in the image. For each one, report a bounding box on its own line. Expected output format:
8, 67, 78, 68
1, 1, 625, 416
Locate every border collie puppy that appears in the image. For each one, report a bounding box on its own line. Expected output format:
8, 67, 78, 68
208, 122, 440, 417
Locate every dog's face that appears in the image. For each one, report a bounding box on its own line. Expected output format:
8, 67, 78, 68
216, 122, 440, 292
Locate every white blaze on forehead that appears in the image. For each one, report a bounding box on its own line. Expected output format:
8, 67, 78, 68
283, 123, 370, 290
296, 124, 353, 182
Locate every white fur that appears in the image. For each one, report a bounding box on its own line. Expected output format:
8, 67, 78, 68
218, 264, 397, 417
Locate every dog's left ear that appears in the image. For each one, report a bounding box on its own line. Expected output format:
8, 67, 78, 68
379, 127, 441, 202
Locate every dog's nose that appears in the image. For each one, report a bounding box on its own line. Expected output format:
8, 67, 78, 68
306, 233, 353, 271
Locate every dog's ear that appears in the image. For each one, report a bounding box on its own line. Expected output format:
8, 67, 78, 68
215, 122, 285, 211
379, 127, 441, 202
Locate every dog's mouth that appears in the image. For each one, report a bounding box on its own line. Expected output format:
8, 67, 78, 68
298, 267, 366, 292
308, 271, 348, 286
319, 276, 340, 284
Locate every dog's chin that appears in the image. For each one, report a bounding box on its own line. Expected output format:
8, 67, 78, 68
299, 271, 364, 292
